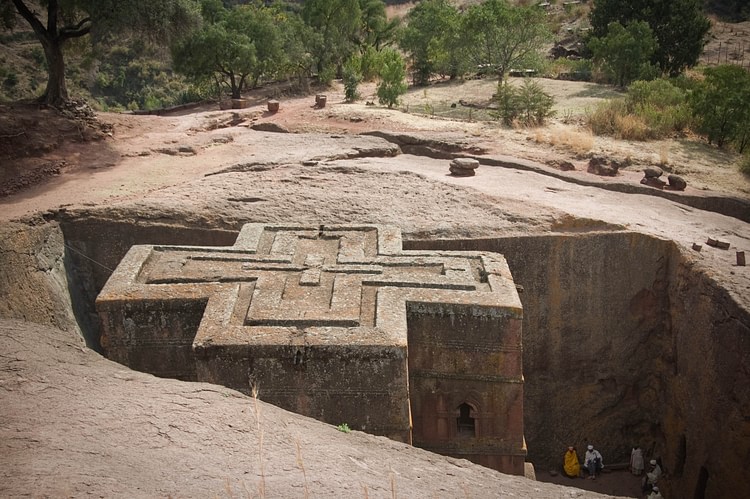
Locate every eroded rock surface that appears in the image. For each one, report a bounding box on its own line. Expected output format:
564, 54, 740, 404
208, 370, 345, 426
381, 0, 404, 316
0, 319, 621, 499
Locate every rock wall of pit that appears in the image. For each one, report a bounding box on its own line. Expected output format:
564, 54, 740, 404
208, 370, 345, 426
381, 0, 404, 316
410, 233, 750, 499
0, 222, 79, 335
2, 219, 748, 499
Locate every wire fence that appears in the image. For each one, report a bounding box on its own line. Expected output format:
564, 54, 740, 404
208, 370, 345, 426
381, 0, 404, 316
710, 41, 750, 70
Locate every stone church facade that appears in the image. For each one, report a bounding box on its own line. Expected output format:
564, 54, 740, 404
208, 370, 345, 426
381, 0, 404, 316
96, 224, 526, 474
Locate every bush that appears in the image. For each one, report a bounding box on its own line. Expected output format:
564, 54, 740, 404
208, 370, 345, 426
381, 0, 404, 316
628, 79, 692, 134
492, 79, 555, 126
359, 46, 381, 82
3, 71, 18, 89
342, 56, 362, 102
376, 49, 407, 108
492, 80, 518, 125
588, 78, 691, 140
317, 65, 336, 86
516, 79, 555, 126
690, 65, 750, 153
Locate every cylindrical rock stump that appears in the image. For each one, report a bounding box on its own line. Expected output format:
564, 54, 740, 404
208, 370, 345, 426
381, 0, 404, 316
267, 100, 280, 113
315, 94, 327, 108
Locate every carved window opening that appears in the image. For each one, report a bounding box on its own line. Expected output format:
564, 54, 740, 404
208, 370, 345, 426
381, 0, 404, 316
456, 402, 476, 437
294, 349, 303, 365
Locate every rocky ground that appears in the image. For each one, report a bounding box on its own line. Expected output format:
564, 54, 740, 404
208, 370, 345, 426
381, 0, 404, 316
1, 78, 749, 498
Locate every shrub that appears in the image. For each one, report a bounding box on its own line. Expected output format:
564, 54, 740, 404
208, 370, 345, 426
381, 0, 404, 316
627, 79, 692, 135
376, 48, 407, 108
516, 79, 555, 126
587, 78, 691, 140
492, 80, 519, 125
317, 65, 336, 86
3, 71, 18, 89
690, 65, 750, 153
342, 56, 362, 102
492, 79, 555, 126
359, 45, 381, 82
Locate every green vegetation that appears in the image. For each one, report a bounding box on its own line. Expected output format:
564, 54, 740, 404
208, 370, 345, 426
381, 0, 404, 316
302, 0, 361, 75
399, 0, 551, 84
95, 42, 204, 111
398, 0, 463, 86
588, 21, 657, 87
690, 65, 750, 153
342, 56, 363, 102
492, 79, 555, 126
0, 0, 746, 178
376, 48, 407, 108
172, 2, 288, 100
336, 423, 351, 433
2, 0, 199, 105
589, 0, 710, 76
588, 78, 691, 140
463, 0, 551, 80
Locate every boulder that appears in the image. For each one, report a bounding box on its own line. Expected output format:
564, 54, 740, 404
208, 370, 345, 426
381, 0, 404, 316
668, 174, 687, 191
251, 122, 290, 134
547, 159, 576, 171
643, 167, 663, 178
449, 165, 476, 177
640, 176, 667, 189
449, 158, 479, 177
587, 156, 620, 176
450, 158, 480, 170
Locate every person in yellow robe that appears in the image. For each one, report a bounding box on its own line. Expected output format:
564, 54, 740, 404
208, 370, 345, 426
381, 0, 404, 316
564, 446, 581, 478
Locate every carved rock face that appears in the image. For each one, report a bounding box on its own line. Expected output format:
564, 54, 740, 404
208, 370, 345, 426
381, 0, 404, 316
96, 223, 526, 475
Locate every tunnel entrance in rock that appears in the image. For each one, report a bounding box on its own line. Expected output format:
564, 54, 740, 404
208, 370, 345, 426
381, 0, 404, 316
55, 216, 746, 498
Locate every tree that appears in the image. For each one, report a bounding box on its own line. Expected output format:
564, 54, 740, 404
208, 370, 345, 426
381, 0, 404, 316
589, 0, 710, 76
588, 21, 656, 87
172, 3, 286, 99
302, 0, 361, 74
358, 0, 399, 51
376, 48, 406, 108
172, 23, 255, 100
462, 0, 551, 80
690, 65, 750, 153
276, 10, 318, 93
398, 0, 462, 86
1, 0, 199, 106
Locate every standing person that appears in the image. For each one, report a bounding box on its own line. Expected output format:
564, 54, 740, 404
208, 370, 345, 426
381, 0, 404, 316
630, 445, 645, 475
563, 446, 581, 478
583, 444, 603, 479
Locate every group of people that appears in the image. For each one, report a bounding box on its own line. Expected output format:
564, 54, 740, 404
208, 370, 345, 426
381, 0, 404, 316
631, 445, 663, 497
562, 445, 603, 480
562, 444, 664, 498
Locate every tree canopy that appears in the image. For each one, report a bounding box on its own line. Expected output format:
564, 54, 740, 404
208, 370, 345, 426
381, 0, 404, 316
2, 0, 199, 105
302, 0, 361, 74
588, 21, 656, 87
462, 0, 551, 79
398, 0, 463, 86
589, 0, 710, 76
172, 2, 297, 99
691, 65, 750, 153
